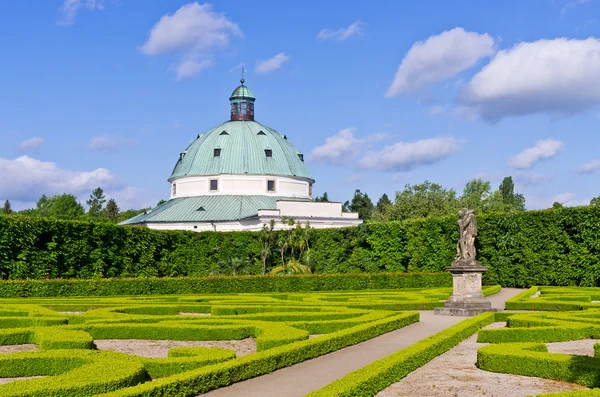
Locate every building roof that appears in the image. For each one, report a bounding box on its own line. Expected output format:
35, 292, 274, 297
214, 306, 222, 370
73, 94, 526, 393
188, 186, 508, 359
120, 195, 311, 224
230, 83, 254, 100
169, 120, 313, 182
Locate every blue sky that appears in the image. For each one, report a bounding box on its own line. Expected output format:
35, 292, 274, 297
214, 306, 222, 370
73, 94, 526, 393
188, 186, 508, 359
1, 0, 599, 210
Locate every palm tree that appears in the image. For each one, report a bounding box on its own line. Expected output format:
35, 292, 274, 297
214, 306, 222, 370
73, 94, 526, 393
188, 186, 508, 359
210, 257, 251, 276
269, 259, 313, 276
259, 220, 275, 275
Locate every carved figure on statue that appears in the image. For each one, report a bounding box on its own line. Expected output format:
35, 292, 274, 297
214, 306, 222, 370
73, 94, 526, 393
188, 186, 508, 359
453, 208, 478, 266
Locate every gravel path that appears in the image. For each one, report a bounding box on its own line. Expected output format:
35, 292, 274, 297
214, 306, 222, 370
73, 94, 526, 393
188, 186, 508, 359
546, 339, 597, 357
376, 323, 587, 397
94, 338, 255, 358
0, 344, 38, 354
0, 376, 44, 385
201, 288, 526, 397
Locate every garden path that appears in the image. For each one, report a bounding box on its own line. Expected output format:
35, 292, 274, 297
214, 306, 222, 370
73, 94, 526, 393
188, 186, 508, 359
201, 288, 524, 397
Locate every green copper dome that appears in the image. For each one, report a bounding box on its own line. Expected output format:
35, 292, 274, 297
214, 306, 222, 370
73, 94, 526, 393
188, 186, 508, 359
169, 120, 313, 181
230, 84, 254, 100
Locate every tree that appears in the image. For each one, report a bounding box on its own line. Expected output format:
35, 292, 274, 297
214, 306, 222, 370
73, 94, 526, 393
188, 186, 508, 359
347, 189, 374, 220
117, 208, 147, 223
498, 176, 526, 211
591, 196, 600, 206
105, 199, 120, 222
459, 179, 492, 211
269, 259, 312, 276
376, 193, 391, 212
377, 181, 459, 221
552, 201, 564, 209
314, 192, 330, 202
259, 220, 276, 275
86, 187, 106, 219
156, 199, 167, 206
209, 257, 252, 276
2, 200, 12, 215
35, 194, 85, 220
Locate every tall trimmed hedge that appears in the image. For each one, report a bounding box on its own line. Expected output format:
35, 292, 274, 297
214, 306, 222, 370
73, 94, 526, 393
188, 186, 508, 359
0, 206, 599, 286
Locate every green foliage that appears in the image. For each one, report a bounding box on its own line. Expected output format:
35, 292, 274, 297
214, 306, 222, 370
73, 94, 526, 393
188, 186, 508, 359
105, 199, 119, 222
474, 306, 600, 396
86, 187, 107, 219
269, 259, 312, 276
0, 290, 430, 396
376, 193, 391, 212
314, 192, 330, 202
1, 205, 600, 287
259, 220, 275, 275
209, 257, 252, 276
505, 286, 600, 311
307, 312, 497, 397
34, 194, 85, 220
373, 177, 527, 221
376, 181, 459, 221
499, 176, 526, 211
2, 200, 11, 215
0, 273, 452, 298
117, 209, 146, 223
347, 189, 375, 220
591, 196, 600, 207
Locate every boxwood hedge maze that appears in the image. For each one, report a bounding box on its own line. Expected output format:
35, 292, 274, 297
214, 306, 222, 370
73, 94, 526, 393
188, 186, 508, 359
476, 287, 600, 397
0, 288, 467, 397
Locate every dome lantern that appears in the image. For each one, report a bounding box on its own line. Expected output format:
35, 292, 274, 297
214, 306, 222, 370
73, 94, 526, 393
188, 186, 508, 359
229, 77, 255, 121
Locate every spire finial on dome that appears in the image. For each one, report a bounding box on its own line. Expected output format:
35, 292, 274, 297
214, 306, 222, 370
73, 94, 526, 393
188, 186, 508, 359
240, 66, 246, 85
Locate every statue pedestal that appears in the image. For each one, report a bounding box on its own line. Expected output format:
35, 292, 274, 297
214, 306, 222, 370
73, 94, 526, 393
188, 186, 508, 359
434, 263, 498, 317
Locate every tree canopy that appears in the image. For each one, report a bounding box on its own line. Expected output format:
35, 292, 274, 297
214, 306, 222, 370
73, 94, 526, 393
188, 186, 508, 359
2, 200, 12, 215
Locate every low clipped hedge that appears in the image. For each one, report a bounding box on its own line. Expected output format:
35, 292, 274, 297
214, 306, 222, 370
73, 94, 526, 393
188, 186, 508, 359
473, 306, 600, 397
305, 312, 499, 397
0, 272, 451, 298
477, 342, 600, 388
505, 286, 600, 311
0, 350, 146, 397
91, 312, 419, 397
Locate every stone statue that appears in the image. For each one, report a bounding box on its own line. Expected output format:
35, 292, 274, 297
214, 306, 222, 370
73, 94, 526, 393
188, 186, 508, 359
436, 208, 493, 316
453, 208, 478, 266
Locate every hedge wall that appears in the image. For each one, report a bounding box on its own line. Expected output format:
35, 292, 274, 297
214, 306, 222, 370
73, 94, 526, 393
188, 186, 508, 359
0, 273, 451, 298
1, 205, 599, 286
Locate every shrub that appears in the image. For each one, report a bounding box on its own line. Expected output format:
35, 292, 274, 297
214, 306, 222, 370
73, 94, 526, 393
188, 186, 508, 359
306, 312, 497, 397
0, 273, 451, 298
1, 205, 600, 287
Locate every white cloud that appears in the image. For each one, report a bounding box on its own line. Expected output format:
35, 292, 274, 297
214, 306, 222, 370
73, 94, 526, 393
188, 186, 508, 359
527, 192, 589, 210
317, 21, 364, 41
345, 174, 365, 184
0, 156, 117, 203
175, 59, 213, 80
107, 186, 157, 211
0, 156, 154, 210
357, 136, 463, 172
140, 3, 241, 79
228, 62, 246, 73
508, 139, 564, 169
18, 137, 44, 153
255, 52, 290, 74
513, 171, 554, 187
310, 128, 361, 164
385, 28, 495, 97
576, 159, 600, 174
562, 0, 590, 15
460, 38, 600, 121
58, 0, 104, 26
86, 136, 135, 152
